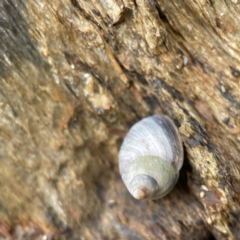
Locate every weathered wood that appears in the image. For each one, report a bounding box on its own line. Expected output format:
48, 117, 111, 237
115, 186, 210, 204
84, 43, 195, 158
0, 0, 240, 239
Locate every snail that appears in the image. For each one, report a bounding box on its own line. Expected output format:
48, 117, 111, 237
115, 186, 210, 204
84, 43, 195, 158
118, 115, 183, 200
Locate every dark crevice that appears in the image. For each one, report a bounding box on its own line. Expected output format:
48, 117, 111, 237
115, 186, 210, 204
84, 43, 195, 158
64, 82, 79, 99
154, 0, 168, 23
208, 233, 217, 240
64, 52, 89, 72
177, 145, 192, 193
230, 66, 240, 78
112, 8, 133, 27
149, 77, 184, 101
70, 1, 112, 30
218, 87, 240, 110
111, 52, 149, 86
216, 73, 240, 110
70, 0, 103, 31
143, 95, 160, 111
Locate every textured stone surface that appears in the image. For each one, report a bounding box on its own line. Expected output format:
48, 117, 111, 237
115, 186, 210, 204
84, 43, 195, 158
0, 0, 240, 239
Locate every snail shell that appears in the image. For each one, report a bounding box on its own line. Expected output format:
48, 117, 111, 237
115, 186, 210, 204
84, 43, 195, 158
118, 115, 183, 200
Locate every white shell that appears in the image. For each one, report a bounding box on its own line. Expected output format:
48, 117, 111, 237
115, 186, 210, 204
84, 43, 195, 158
118, 115, 183, 200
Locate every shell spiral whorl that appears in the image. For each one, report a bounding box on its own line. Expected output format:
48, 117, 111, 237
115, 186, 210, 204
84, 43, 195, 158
118, 115, 183, 200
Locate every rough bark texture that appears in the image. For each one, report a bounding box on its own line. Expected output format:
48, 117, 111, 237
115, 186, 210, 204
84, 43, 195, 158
0, 0, 240, 239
